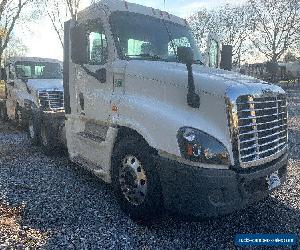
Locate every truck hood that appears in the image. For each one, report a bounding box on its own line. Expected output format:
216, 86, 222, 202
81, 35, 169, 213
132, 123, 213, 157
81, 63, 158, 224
26, 79, 63, 92
125, 61, 284, 98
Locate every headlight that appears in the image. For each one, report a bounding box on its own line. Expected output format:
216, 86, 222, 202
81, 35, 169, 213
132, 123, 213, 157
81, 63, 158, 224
177, 127, 230, 165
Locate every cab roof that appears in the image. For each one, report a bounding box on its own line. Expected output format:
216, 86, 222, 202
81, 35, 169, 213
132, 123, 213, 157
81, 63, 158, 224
7, 57, 62, 65
78, 0, 187, 27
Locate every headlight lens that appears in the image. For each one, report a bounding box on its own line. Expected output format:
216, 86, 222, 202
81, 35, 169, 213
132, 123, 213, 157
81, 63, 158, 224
177, 127, 230, 165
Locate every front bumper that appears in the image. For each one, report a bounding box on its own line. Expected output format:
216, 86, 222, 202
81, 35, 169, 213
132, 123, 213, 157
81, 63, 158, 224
155, 154, 288, 218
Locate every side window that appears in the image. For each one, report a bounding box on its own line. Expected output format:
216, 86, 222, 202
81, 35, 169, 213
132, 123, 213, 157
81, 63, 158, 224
127, 39, 152, 56
88, 23, 108, 65
35, 66, 45, 77
15, 65, 31, 78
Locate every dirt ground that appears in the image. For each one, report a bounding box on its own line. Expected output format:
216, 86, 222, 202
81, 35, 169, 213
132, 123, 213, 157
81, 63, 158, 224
0, 85, 299, 249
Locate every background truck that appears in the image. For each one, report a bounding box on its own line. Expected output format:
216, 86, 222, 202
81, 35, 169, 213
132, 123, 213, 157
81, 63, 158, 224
0, 57, 65, 146
34, 0, 288, 220
285, 60, 300, 79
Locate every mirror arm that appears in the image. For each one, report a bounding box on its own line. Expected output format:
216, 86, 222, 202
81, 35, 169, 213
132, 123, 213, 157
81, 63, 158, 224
81, 65, 106, 83
186, 63, 200, 109
81, 64, 100, 80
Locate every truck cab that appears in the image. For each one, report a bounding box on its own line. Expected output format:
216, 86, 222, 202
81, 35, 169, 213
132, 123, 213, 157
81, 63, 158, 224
0, 57, 64, 145
48, 0, 289, 220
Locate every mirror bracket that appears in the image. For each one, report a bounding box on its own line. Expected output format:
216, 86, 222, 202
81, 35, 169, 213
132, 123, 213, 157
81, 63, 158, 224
177, 47, 200, 109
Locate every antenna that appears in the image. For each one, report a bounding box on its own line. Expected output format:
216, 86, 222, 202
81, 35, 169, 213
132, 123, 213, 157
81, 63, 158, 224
164, 0, 166, 10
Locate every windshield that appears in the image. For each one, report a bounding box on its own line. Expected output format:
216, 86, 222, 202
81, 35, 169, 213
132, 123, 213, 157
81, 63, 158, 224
109, 11, 202, 64
15, 61, 62, 79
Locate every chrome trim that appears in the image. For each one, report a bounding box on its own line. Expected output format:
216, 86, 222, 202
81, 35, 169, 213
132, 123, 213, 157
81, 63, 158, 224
240, 147, 287, 168
226, 83, 288, 169
38, 90, 65, 111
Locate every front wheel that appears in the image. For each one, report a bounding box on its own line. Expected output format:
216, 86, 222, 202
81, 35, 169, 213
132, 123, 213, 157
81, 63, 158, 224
40, 121, 56, 155
27, 113, 40, 145
111, 137, 163, 221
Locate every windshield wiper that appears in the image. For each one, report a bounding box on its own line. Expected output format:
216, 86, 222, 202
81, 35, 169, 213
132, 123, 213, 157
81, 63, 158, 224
194, 59, 204, 65
125, 54, 164, 61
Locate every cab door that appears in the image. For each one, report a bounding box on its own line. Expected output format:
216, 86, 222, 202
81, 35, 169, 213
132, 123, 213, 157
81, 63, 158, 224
75, 18, 112, 122
67, 13, 116, 170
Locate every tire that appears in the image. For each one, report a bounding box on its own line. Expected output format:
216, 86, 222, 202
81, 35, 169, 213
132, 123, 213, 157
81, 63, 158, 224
40, 120, 57, 155
15, 104, 26, 128
27, 113, 40, 145
0, 102, 7, 121
111, 136, 163, 221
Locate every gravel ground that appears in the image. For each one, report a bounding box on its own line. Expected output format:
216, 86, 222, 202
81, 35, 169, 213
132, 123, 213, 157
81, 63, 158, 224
0, 87, 300, 249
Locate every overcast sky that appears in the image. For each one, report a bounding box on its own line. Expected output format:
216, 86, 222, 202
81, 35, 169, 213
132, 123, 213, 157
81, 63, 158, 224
22, 0, 245, 60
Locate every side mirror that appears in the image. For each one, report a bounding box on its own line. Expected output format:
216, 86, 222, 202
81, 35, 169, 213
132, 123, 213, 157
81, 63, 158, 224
71, 25, 88, 65
96, 68, 106, 83
177, 47, 194, 65
220, 45, 233, 71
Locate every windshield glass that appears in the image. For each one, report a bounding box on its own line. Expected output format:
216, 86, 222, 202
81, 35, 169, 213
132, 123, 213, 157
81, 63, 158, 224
109, 11, 202, 64
15, 61, 62, 79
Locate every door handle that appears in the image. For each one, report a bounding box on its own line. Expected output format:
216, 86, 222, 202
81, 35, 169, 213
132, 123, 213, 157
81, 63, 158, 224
79, 92, 84, 111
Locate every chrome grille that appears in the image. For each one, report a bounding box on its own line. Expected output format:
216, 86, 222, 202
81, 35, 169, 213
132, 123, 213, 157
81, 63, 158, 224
236, 94, 288, 167
39, 91, 64, 110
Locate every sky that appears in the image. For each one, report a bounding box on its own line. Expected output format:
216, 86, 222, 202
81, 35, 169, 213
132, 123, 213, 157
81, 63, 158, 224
22, 0, 245, 60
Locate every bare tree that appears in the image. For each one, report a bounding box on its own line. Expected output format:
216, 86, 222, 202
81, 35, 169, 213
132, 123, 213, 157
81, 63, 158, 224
249, 0, 300, 63
46, 1, 67, 48
0, 0, 33, 64
214, 5, 252, 67
47, 0, 85, 48
3, 35, 28, 61
188, 10, 213, 51
188, 5, 253, 67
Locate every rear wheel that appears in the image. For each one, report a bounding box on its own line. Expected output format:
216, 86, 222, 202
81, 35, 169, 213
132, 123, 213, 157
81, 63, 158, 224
15, 104, 26, 128
40, 121, 56, 155
0, 102, 7, 121
112, 136, 163, 221
27, 113, 40, 145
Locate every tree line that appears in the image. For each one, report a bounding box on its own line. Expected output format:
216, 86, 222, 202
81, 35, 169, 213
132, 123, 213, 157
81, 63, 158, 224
0, 0, 299, 67
188, 0, 300, 67
0, 0, 90, 65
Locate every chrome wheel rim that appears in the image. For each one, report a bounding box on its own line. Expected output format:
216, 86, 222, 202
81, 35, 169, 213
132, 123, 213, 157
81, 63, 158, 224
28, 121, 35, 139
16, 110, 22, 124
119, 155, 148, 206
40, 127, 48, 147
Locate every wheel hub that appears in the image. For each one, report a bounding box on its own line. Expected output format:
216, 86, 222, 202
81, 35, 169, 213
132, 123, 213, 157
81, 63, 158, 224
119, 155, 148, 206
40, 128, 48, 147
28, 123, 35, 139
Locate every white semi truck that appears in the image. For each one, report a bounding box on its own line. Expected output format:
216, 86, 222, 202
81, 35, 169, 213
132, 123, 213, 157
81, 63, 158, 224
286, 61, 300, 79
0, 57, 65, 146
32, 0, 288, 220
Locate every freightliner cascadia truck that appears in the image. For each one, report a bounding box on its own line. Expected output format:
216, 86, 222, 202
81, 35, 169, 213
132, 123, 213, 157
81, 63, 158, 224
29, 0, 288, 220
0, 57, 64, 147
